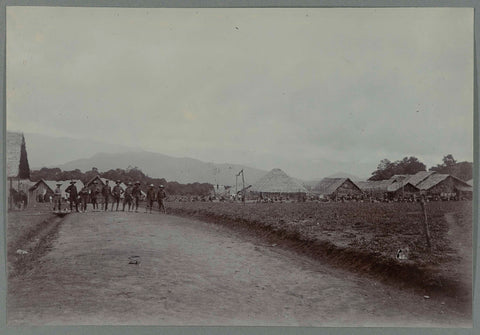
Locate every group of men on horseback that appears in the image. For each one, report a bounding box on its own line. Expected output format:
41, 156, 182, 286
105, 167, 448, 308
54, 180, 167, 214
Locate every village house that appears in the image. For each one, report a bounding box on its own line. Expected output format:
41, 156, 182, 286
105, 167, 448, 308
357, 179, 419, 200
29, 179, 85, 202
414, 173, 472, 199
358, 171, 472, 201
312, 178, 363, 200
250, 168, 307, 201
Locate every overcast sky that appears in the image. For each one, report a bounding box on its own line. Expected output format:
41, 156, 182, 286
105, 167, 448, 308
6, 7, 473, 180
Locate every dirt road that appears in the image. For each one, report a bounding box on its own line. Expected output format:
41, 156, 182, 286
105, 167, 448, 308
7, 211, 471, 326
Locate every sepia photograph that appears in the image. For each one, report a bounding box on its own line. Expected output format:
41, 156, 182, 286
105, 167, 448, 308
5, 6, 474, 327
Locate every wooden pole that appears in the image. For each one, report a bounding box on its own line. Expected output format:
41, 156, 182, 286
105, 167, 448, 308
241, 171, 245, 205
420, 196, 432, 249
9, 178, 13, 210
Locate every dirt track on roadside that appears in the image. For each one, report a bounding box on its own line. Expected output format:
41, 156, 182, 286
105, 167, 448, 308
7, 211, 472, 326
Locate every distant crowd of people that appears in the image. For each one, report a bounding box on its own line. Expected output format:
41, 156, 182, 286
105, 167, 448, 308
53, 180, 167, 214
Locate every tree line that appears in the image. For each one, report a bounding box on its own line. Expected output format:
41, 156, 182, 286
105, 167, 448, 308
30, 166, 214, 196
369, 154, 472, 181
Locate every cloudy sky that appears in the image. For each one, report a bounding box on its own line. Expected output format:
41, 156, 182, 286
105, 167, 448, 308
6, 7, 473, 180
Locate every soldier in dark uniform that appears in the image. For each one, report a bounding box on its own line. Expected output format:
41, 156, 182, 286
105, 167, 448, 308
123, 182, 133, 212
146, 184, 156, 213
65, 180, 79, 212
112, 180, 123, 211
91, 181, 100, 211
157, 185, 167, 214
79, 185, 90, 212
102, 180, 112, 211
132, 181, 141, 213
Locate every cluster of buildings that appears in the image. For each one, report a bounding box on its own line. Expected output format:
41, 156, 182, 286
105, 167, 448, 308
215, 168, 473, 202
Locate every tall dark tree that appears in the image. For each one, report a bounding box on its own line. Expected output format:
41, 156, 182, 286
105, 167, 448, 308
396, 156, 427, 175
18, 134, 30, 179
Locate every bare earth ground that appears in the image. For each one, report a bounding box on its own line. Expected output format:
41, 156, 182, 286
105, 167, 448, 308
7, 210, 471, 327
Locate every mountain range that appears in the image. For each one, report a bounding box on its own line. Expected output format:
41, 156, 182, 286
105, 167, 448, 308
24, 132, 361, 186
56, 151, 269, 186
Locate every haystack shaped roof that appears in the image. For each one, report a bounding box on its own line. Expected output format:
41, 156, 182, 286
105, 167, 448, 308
467, 179, 473, 186
6, 132, 23, 178
313, 178, 361, 195
251, 168, 307, 193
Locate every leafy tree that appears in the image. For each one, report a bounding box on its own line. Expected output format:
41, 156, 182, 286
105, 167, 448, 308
369, 156, 426, 181
430, 154, 472, 181
442, 154, 457, 167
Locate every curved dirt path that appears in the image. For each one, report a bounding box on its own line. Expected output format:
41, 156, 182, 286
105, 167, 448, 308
7, 211, 471, 326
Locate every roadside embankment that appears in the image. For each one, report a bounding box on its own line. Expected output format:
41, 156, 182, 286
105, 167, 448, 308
7, 204, 66, 277
167, 201, 472, 305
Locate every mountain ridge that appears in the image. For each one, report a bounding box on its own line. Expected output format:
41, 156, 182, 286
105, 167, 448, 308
55, 150, 270, 186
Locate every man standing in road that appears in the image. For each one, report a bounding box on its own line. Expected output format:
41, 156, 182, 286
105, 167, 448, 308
146, 184, 156, 213
157, 185, 167, 214
91, 181, 100, 211
132, 181, 142, 213
123, 182, 133, 212
79, 185, 90, 212
102, 180, 112, 211
53, 183, 62, 211
65, 180, 79, 212
112, 180, 123, 211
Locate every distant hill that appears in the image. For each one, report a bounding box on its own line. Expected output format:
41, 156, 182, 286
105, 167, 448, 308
25, 132, 138, 169
56, 151, 269, 186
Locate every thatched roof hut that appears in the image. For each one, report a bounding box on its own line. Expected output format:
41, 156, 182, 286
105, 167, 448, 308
312, 178, 362, 197
31, 179, 85, 199
250, 168, 307, 194
357, 180, 392, 193
403, 171, 435, 187
415, 174, 472, 195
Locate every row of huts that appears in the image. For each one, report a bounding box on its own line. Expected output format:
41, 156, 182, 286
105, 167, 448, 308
215, 168, 473, 201
29, 175, 145, 203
